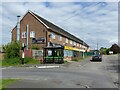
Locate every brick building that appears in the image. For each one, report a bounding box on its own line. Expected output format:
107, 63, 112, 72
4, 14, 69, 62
11, 10, 89, 59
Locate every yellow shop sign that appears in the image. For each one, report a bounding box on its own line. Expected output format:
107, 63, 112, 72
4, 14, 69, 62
64, 46, 80, 51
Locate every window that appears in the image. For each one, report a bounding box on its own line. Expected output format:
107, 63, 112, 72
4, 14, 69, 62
59, 35, 62, 41
30, 31, 35, 38
80, 44, 81, 47
21, 32, 26, 38
66, 38, 68, 43
74, 42, 76, 46
70, 40, 72, 44
51, 33, 56, 39
77, 43, 79, 47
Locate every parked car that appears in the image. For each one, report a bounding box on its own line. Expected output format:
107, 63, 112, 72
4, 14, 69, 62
91, 54, 102, 61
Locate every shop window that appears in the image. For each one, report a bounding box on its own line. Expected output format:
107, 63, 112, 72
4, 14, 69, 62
21, 32, 26, 38
30, 31, 35, 38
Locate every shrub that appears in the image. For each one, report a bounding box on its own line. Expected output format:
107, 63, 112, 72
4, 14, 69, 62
3, 41, 21, 59
2, 58, 21, 66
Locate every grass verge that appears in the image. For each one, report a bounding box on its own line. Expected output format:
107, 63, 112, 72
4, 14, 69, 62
0, 79, 19, 89
1, 58, 40, 67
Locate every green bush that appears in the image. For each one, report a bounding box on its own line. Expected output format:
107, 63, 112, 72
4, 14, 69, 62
3, 41, 21, 59
2, 58, 21, 66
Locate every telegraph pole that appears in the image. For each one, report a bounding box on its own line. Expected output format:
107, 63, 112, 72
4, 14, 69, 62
97, 40, 98, 50
83, 41, 84, 59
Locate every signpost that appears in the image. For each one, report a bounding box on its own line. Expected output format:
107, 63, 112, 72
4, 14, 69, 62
21, 43, 26, 64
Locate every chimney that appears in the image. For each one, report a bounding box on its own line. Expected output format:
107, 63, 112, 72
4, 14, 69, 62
16, 15, 20, 41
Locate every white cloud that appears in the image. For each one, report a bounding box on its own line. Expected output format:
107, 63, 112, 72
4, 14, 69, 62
1, 2, 118, 49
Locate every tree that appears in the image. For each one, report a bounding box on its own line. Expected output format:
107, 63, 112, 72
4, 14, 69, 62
100, 47, 107, 55
3, 41, 21, 59
110, 44, 120, 54
106, 48, 110, 55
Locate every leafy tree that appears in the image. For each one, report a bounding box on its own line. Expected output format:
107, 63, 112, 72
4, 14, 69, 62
100, 47, 107, 55
106, 48, 110, 55
110, 44, 120, 54
3, 41, 21, 59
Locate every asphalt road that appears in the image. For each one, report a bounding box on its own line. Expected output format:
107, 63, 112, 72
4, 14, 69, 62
1, 55, 119, 88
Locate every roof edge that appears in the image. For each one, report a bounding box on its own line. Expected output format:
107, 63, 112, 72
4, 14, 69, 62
11, 10, 50, 32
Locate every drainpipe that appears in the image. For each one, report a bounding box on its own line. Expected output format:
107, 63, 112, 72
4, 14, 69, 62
26, 24, 29, 50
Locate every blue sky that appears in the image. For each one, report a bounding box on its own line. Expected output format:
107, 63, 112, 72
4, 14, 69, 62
0, 1, 118, 49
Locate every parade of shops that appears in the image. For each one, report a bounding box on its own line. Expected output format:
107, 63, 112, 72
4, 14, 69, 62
11, 10, 89, 62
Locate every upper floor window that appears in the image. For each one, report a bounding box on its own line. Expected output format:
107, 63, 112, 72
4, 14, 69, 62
70, 40, 72, 44
74, 42, 76, 46
21, 31, 26, 38
66, 38, 68, 43
51, 33, 56, 39
30, 31, 35, 38
80, 44, 81, 47
58, 35, 62, 41
77, 43, 79, 47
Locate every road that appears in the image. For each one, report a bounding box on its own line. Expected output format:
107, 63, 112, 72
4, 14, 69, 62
1, 55, 119, 88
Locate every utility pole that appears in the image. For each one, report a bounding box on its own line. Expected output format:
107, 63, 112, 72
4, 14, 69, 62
97, 40, 98, 50
83, 41, 84, 59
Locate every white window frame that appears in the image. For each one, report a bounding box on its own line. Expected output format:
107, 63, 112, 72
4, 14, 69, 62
51, 33, 56, 39
70, 40, 72, 44
59, 35, 62, 41
74, 41, 76, 46
80, 44, 81, 47
77, 43, 79, 47
30, 31, 35, 38
21, 31, 26, 38
66, 38, 68, 43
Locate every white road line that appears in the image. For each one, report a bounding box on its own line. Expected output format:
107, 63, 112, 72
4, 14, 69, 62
36, 66, 60, 69
0, 68, 7, 69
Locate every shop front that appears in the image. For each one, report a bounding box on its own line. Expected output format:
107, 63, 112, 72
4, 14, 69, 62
64, 46, 84, 60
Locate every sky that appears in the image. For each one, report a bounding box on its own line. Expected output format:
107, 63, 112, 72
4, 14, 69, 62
0, 1, 118, 50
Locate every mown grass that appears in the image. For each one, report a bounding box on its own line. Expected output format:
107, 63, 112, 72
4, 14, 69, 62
1, 58, 40, 67
0, 79, 19, 89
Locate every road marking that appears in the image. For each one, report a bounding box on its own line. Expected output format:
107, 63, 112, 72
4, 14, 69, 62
36, 65, 60, 69
0, 66, 13, 70
0, 68, 7, 69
